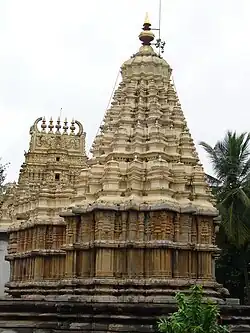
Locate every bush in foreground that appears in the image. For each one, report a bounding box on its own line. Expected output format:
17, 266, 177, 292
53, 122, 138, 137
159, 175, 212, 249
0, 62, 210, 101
157, 285, 229, 333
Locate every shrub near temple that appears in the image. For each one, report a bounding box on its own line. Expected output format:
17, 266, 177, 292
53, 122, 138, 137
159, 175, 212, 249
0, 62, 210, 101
157, 285, 229, 333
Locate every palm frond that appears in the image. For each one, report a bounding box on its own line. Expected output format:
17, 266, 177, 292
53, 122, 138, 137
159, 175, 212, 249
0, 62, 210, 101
200, 131, 250, 247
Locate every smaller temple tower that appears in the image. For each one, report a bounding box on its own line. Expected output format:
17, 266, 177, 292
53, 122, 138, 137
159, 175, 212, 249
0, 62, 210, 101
4, 117, 88, 296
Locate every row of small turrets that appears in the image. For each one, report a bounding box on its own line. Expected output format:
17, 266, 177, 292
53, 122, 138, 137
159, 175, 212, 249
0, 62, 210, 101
40, 117, 77, 135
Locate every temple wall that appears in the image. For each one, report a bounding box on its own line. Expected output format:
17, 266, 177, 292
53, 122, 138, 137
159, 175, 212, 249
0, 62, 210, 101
0, 232, 9, 296
60, 209, 216, 283
6, 209, 218, 298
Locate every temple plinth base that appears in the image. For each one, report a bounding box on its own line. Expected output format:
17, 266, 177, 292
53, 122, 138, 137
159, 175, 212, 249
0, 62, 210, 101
0, 297, 250, 333
6, 278, 227, 304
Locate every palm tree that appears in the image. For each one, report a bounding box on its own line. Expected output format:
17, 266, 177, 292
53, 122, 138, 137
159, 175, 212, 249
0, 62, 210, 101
200, 131, 250, 303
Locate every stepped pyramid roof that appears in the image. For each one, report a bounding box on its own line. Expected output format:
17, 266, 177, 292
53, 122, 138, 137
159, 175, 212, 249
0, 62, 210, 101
71, 15, 216, 216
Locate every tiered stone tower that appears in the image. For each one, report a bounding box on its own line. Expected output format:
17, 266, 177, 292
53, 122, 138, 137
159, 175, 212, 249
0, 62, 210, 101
59, 16, 223, 302
5, 117, 88, 296
5, 16, 224, 301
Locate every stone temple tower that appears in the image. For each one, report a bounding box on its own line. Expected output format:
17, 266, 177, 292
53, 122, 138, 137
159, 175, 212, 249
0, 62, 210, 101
5, 16, 224, 301
58, 16, 223, 302
5, 117, 88, 295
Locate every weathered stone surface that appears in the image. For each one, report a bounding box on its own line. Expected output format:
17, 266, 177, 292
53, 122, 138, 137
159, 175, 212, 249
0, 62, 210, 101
0, 299, 249, 332
0, 233, 9, 296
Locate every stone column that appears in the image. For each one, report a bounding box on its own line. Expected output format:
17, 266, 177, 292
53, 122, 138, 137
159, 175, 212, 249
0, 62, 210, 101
157, 249, 172, 278
203, 252, 212, 280
197, 252, 204, 279
34, 257, 43, 280
178, 251, 189, 278
95, 248, 113, 278
173, 250, 179, 278
135, 249, 144, 278
65, 250, 75, 278
24, 230, 27, 251
32, 227, 36, 250
79, 250, 90, 278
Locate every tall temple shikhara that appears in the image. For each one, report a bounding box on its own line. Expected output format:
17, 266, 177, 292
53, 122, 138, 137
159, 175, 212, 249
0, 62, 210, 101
2, 15, 225, 301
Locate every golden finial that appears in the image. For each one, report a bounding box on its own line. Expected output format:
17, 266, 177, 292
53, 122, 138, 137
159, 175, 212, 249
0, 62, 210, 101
55, 117, 61, 134
41, 117, 47, 132
48, 117, 54, 133
139, 12, 155, 46
70, 119, 76, 135
63, 118, 68, 134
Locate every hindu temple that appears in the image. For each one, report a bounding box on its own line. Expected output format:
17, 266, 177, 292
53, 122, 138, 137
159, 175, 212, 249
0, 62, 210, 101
0, 14, 249, 333
1, 117, 87, 295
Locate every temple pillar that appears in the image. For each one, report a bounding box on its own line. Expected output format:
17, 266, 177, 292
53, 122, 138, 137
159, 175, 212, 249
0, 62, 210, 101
34, 257, 43, 280
151, 248, 172, 278
10, 261, 14, 281
27, 229, 31, 251
32, 227, 36, 250
127, 249, 136, 278
65, 250, 76, 278
197, 252, 204, 279
203, 252, 212, 280
178, 250, 189, 278
77, 250, 90, 278
151, 249, 160, 277
173, 250, 179, 278
113, 248, 124, 278
15, 260, 18, 281
30, 257, 34, 280
51, 256, 54, 279
58, 255, 65, 278
13, 260, 17, 281
20, 259, 24, 281
24, 258, 28, 280
162, 249, 172, 278
95, 248, 113, 278
24, 230, 27, 251
136, 249, 144, 278
191, 251, 198, 279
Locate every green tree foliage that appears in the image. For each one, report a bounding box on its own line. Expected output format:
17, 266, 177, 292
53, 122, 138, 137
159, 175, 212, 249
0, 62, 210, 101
157, 285, 229, 333
0, 158, 8, 191
200, 131, 250, 303
0, 159, 9, 208
215, 231, 248, 303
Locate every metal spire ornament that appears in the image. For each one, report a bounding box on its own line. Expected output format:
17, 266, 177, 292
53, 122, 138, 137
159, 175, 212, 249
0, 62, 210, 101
152, 0, 166, 56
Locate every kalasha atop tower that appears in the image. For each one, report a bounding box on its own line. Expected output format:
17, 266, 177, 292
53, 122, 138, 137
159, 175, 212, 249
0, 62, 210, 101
6, 15, 226, 301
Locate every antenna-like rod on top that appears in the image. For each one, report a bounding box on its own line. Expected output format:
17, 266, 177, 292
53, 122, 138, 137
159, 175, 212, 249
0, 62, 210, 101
154, 0, 166, 56
159, 0, 162, 44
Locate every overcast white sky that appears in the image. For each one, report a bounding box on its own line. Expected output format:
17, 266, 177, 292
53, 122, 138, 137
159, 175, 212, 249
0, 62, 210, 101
0, 0, 250, 182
